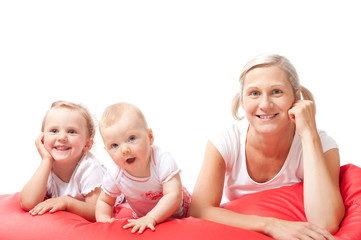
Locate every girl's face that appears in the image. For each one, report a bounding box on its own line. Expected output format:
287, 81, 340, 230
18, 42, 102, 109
241, 65, 296, 135
101, 112, 154, 178
43, 108, 91, 164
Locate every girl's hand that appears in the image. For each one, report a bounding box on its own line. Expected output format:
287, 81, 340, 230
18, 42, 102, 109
265, 218, 335, 240
29, 196, 68, 215
123, 215, 157, 234
35, 133, 53, 162
288, 100, 317, 138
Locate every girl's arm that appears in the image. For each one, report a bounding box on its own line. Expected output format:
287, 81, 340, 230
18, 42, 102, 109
28, 187, 101, 222
95, 190, 117, 222
123, 174, 183, 234
188, 140, 335, 240
20, 134, 53, 211
289, 100, 345, 233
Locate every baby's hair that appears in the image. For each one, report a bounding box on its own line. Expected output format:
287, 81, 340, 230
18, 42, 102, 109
232, 54, 315, 120
99, 102, 148, 132
41, 100, 96, 139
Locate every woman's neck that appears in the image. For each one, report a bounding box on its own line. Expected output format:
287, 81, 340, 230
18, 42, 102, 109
246, 122, 295, 159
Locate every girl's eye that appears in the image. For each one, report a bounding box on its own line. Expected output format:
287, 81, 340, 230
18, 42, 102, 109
129, 136, 136, 142
111, 143, 118, 149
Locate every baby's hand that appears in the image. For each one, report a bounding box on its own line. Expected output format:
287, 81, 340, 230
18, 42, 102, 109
123, 215, 157, 234
29, 196, 68, 216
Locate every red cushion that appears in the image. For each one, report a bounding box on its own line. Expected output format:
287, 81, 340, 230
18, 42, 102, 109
0, 164, 360, 240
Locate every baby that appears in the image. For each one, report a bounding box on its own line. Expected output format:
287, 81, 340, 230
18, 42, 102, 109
96, 102, 191, 233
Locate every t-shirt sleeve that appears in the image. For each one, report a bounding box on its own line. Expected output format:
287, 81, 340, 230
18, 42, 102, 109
78, 159, 104, 196
101, 167, 122, 197
318, 129, 339, 152
155, 149, 181, 184
209, 123, 241, 170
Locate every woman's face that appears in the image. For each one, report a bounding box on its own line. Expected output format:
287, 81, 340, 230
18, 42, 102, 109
241, 65, 296, 135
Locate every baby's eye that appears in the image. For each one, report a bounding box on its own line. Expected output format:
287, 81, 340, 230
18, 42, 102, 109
50, 129, 58, 133
68, 130, 77, 134
129, 136, 136, 142
111, 143, 118, 149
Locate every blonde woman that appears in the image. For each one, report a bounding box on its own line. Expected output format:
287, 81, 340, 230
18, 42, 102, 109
189, 54, 344, 239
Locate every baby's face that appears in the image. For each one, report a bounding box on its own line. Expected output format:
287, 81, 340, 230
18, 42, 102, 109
101, 113, 153, 178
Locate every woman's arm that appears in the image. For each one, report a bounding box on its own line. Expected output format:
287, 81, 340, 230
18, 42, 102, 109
123, 174, 183, 233
289, 100, 345, 234
189, 140, 335, 240
20, 134, 53, 211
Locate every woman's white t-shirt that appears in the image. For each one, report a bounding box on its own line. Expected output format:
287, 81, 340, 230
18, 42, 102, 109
210, 119, 338, 202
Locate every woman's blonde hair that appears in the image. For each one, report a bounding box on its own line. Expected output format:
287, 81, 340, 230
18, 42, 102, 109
41, 100, 96, 139
232, 54, 314, 120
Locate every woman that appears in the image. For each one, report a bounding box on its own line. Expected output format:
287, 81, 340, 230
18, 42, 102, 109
189, 54, 345, 239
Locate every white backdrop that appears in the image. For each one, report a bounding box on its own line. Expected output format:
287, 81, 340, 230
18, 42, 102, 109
1, 1, 360, 194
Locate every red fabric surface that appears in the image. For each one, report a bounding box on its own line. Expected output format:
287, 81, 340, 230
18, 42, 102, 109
0, 164, 360, 240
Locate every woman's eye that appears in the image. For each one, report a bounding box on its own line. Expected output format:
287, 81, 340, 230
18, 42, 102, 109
129, 136, 136, 142
250, 91, 260, 97
111, 143, 118, 149
272, 89, 282, 95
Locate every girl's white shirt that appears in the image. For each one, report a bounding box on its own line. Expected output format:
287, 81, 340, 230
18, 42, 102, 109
47, 152, 104, 200
210, 119, 338, 202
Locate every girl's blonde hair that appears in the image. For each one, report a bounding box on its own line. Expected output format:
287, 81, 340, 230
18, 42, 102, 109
41, 100, 96, 139
232, 54, 314, 120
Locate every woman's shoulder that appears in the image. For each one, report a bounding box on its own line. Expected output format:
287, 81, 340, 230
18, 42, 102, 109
317, 129, 339, 151
210, 119, 248, 145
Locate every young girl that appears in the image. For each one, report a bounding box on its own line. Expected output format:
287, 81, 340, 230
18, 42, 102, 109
20, 101, 104, 222
96, 102, 191, 234
189, 54, 345, 239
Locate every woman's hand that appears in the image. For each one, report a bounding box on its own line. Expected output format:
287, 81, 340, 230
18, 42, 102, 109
35, 133, 53, 163
265, 218, 335, 240
288, 100, 317, 138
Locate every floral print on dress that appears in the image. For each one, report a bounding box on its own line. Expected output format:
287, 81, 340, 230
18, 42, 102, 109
144, 191, 163, 201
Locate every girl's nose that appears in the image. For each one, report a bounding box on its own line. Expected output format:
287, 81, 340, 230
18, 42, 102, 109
57, 132, 68, 142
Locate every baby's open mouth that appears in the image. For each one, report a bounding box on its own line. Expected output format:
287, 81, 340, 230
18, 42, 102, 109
126, 158, 136, 164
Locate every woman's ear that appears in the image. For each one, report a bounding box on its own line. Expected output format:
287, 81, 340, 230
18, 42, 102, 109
148, 128, 154, 145
83, 138, 94, 152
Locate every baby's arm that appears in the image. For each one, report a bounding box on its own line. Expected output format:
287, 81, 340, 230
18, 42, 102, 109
123, 173, 183, 233
20, 134, 53, 211
95, 190, 117, 223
